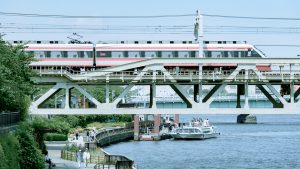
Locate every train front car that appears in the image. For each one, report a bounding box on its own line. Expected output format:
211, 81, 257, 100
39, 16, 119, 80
26, 42, 94, 70
94, 41, 269, 72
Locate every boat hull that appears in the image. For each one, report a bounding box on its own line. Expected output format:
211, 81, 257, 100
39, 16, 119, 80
170, 132, 220, 140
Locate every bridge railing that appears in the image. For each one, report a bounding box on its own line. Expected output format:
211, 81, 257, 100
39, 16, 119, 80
31, 65, 300, 81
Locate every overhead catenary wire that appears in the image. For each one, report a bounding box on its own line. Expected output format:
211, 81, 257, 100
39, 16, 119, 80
0, 11, 195, 18
0, 11, 300, 21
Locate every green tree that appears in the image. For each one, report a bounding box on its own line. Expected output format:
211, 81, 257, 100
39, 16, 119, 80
0, 134, 20, 169
0, 143, 8, 169
16, 123, 45, 169
0, 40, 35, 119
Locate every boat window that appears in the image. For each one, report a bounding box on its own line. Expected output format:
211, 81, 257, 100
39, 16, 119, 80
183, 129, 190, 133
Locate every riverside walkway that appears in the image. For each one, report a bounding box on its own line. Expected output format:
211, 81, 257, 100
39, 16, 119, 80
46, 141, 96, 169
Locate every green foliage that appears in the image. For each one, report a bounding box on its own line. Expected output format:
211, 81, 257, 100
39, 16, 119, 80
63, 144, 80, 152
0, 143, 8, 169
0, 134, 20, 169
16, 123, 45, 169
44, 133, 68, 141
31, 116, 70, 134
0, 41, 35, 120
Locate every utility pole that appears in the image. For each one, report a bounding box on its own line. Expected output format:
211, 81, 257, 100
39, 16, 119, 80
194, 10, 203, 57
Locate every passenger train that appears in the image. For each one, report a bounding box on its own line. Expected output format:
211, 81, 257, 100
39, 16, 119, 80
11, 40, 269, 71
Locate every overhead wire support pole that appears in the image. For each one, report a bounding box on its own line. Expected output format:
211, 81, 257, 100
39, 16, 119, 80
194, 10, 204, 58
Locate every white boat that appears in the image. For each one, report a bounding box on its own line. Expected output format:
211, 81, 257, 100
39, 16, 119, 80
170, 121, 220, 140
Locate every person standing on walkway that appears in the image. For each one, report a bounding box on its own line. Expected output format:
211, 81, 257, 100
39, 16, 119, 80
86, 131, 90, 142
83, 148, 91, 168
76, 150, 82, 168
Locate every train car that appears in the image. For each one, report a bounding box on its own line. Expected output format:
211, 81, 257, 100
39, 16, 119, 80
95, 40, 269, 71
22, 42, 94, 68
10, 40, 269, 71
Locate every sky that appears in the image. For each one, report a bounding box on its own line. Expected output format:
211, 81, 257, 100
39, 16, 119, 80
0, 0, 300, 57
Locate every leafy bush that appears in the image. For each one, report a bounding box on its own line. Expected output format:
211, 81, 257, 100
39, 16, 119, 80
16, 123, 45, 169
0, 143, 8, 169
31, 116, 70, 134
44, 133, 68, 141
0, 134, 20, 169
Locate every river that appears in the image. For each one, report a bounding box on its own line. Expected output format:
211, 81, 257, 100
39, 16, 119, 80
104, 115, 300, 169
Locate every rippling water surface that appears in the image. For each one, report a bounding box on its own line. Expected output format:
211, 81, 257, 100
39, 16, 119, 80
104, 115, 300, 169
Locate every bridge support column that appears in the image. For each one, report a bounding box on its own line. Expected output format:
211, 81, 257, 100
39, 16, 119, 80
105, 84, 109, 103
65, 87, 71, 109
150, 84, 157, 108
154, 114, 161, 140
174, 114, 179, 124
236, 85, 242, 108
194, 84, 199, 102
244, 82, 249, 108
290, 82, 295, 103
134, 114, 139, 141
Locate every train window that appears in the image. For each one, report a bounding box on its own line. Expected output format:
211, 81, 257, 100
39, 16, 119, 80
250, 50, 261, 57
170, 41, 174, 44
134, 41, 139, 44
85, 51, 93, 58
147, 41, 151, 44
173, 51, 179, 58
111, 51, 124, 58
62, 51, 68, 58
206, 51, 212, 58
182, 41, 186, 44
212, 51, 222, 58
162, 52, 173, 58
223, 51, 228, 58
140, 51, 145, 58
51, 51, 62, 58
159, 41, 163, 44
247, 50, 252, 57
233, 51, 240, 58
178, 52, 189, 58
145, 51, 157, 58
157, 51, 162, 58
68, 51, 78, 58
240, 51, 247, 57
97, 51, 111, 58
34, 51, 45, 58
78, 51, 84, 58
45, 51, 51, 58
124, 51, 129, 58
227, 51, 234, 58
191, 51, 196, 58
129, 51, 140, 58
